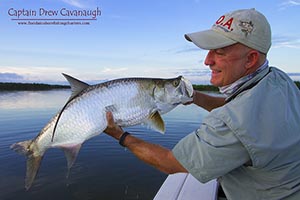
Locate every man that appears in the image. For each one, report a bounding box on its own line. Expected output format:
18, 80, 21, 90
104, 8, 300, 199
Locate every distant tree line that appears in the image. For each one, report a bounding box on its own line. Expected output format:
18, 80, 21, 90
295, 81, 300, 89
0, 82, 70, 91
193, 84, 219, 91
193, 81, 300, 91
0, 81, 299, 92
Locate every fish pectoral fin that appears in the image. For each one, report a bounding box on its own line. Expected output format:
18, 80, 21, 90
61, 143, 82, 177
147, 111, 165, 134
62, 73, 90, 100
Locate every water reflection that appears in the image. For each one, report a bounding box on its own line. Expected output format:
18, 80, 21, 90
0, 90, 208, 200
0, 90, 70, 110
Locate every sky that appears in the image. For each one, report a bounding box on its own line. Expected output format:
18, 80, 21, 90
0, 0, 300, 84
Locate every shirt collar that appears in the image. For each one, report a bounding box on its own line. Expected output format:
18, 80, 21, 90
219, 60, 269, 97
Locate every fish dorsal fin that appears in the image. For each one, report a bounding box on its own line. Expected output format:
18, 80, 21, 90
51, 74, 90, 142
147, 111, 165, 134
62, 73, 90, 99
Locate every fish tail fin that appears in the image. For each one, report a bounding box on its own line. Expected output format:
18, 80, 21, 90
10, 140, 43, 190
25, 155, 43, 190
10, 140, 32, 155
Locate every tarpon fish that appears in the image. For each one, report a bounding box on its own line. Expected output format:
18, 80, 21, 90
11, 74, 193, 190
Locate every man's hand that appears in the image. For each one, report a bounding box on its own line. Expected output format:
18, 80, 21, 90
104, 112, 124, 140
103, 112, 187, 174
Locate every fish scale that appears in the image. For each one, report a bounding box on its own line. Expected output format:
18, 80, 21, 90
10, 74, 194, 190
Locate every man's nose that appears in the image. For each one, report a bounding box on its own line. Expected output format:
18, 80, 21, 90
204, 50, 215, 66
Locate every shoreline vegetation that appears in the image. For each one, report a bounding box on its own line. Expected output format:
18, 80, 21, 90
0, 81, 299, 92
0, 82, 70, 91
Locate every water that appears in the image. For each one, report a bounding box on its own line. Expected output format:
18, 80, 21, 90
0, 90, 208, 200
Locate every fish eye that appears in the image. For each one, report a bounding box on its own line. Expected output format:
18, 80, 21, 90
172, 80, 179, 87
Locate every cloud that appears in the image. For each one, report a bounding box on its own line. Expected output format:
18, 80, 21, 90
0, 66, 71, 84
0, 73, 25, 82
162, 45, 203, 55
101, 67, 128, 74
62, 0, 86, 8
175, 47, 202, 54
288, 73, 300, 76
287, 73, 300, 81
176, 68, 210, 77
278, 0, 300, 10
99, 67, 129, 78
175, 68, 211, 84
272, 35, 300, 49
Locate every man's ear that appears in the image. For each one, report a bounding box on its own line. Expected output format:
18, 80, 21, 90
245, 50, 260, 70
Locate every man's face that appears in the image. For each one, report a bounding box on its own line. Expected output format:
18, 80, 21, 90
204, 43, 251, 87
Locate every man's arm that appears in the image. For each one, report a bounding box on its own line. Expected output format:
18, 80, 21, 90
192, 91, 225, 111
104, 112, 187, 174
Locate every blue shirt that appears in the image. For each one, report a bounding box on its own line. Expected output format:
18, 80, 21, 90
173, 67, 300, 199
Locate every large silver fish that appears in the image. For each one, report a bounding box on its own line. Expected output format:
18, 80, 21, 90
11, 74, 194, 190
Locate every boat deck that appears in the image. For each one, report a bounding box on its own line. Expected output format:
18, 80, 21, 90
154, 173, 218, 200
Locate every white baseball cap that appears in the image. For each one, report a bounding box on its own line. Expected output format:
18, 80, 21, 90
185, 8, 271, 54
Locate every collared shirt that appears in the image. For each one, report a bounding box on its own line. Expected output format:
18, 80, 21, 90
219, 60, 269, 97
173, 67, 300, 199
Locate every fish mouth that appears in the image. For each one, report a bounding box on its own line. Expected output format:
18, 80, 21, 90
181, 76, 194, 98
175, 76, 193, 104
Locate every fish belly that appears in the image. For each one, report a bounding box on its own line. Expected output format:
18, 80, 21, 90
43, 82, 154, 147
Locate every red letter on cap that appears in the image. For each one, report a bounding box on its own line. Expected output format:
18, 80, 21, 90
215, 15, 225, 25
223, 17, 234, 31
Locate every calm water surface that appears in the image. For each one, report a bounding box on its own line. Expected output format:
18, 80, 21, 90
0, 90, 208, 200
